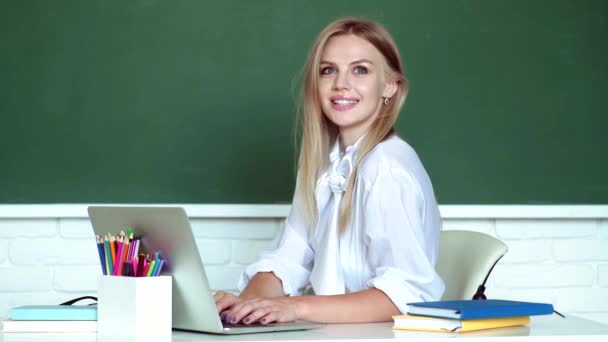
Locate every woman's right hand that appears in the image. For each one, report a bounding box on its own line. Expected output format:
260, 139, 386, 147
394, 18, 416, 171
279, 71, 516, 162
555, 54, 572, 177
215, 272, 286, 322
214, 291, 243, 320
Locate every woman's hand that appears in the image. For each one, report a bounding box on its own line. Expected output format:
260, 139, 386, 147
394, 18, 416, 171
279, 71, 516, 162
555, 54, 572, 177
218, 296, 301, 324
215, 272, 290, 323
214, 291, 244, 321
216, 288, 399, 324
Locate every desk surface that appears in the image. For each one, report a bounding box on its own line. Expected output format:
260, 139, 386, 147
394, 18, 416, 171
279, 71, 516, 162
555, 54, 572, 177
1, 315, 607, 342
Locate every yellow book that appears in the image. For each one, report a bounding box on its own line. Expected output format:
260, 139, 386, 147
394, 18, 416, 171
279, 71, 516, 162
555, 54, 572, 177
392, 314, 530, 332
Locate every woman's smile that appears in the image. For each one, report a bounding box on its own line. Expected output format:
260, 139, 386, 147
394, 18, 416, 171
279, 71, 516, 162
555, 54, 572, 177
330, 95, 360, 111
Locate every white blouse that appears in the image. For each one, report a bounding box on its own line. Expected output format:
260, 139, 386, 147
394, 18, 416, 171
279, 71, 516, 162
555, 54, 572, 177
238, 134, 445, 313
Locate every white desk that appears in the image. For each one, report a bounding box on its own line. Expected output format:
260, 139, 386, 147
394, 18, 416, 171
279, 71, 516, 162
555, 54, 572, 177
1, 315, 607, 342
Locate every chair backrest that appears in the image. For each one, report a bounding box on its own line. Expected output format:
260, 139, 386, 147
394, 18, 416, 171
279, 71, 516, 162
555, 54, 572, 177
436, 230, 508, 300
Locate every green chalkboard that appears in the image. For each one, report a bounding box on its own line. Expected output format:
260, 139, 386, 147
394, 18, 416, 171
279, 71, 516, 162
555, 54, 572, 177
1, 0, 606, 204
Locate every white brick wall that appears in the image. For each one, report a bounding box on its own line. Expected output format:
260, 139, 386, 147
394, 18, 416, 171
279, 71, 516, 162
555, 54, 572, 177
0, 239, 7, 264
0, 219, 57, 238
0, 205, 607, 326
599, 264, 608, 287
441, 219, 495, 235
493, 264, 594, 288
9, 238, 98, 266
495, 220, 598, 239
0, 267, 53, 292
232, 240, 274, 265
553, 239, 608, 261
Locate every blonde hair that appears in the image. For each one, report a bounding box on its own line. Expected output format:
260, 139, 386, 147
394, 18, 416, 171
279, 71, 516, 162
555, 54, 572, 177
295, 17, 409, 232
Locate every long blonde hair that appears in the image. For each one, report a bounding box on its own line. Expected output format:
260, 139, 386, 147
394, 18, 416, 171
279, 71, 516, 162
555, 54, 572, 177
296, 17, 409, 232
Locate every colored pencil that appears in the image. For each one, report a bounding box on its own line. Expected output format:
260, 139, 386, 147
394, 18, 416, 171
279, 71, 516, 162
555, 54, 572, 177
113, 236, 123, 276
123, 261, 133, 277
131, 256, 138, 277
143, 260, 151, 277
118, 238, 129, 276
136, 254, 145, 277
150, 258, 160, 276
104, 236, 113, 275
109, 234, 117, 270
96, 236, 107, 275
132, 238, 140, 260
154, 259, 165, 276
146, 260, 156, 277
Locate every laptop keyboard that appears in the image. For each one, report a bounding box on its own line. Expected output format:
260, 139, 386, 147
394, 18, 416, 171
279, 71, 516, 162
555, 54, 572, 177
223, 321, 277, 328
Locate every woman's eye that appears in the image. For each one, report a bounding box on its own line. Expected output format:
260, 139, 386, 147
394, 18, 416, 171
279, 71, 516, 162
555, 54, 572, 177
320, 67, 335, 75
354, 66, 368, 74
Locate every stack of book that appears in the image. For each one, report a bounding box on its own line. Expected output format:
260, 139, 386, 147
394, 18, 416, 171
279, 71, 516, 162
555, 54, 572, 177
393, 299, 554, 333
0, 305, 97, 333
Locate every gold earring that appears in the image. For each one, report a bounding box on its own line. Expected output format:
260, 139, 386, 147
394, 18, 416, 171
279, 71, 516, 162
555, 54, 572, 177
383, 97, 390, 105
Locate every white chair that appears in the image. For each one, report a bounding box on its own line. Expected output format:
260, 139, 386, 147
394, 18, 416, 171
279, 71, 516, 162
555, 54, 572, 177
436, 230, 508, 300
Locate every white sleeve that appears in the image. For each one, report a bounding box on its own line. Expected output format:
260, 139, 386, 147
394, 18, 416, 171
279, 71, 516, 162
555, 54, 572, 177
363, 168, 445, 313
237, 189, 314, 296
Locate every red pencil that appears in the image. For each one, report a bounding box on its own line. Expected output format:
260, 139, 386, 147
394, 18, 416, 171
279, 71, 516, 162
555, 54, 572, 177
142, 259, 151, 277
136, 254, 145, 277
131, 256, 139, 277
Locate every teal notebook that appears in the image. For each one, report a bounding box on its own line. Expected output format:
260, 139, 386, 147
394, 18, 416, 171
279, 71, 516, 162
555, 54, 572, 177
9, 305, 97, 321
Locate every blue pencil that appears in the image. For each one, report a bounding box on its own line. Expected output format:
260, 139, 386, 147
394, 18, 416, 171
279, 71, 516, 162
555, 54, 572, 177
96, 236, 107, 275
153, 259, 165, 276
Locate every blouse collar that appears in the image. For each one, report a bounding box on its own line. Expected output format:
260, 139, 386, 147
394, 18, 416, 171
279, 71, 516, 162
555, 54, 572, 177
327, 135, 365, 194
329, 135, 365, 163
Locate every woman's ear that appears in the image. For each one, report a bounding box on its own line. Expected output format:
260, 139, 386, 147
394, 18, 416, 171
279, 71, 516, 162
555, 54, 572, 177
382, 79, 398, 99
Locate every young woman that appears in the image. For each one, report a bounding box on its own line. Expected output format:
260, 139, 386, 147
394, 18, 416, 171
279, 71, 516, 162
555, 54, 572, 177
214, 17, 444, 324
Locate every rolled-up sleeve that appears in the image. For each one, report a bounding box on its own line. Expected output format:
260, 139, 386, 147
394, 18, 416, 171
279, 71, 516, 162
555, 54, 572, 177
363, 168, 445, 313
238, 191, 314, 296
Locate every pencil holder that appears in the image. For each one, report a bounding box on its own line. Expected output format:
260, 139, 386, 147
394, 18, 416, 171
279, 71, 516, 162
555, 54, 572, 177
97, 275, 172, 339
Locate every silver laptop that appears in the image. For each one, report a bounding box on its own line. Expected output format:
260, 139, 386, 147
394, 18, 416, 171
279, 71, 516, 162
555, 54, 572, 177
88, 206, 324, 334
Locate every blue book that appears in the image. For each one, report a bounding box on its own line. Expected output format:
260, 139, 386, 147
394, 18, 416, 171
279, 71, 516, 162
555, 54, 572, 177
407, 300, 554, 320
9, 305, 97, 321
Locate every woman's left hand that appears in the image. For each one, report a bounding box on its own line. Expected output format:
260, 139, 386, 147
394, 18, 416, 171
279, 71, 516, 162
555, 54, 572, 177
222, 296, 301, 324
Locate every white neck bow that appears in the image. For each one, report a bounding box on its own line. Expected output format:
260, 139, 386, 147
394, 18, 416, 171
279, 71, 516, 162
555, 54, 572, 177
309, 138, 363, 295
327, 142, 360, 194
